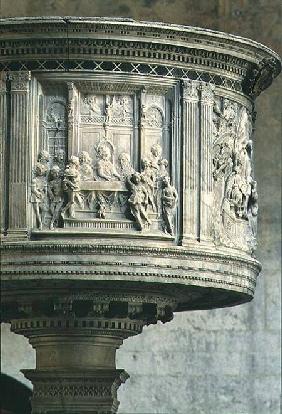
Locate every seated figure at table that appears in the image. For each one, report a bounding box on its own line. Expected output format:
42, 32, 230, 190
79, 151, 94, 181
96, 143, 120, 181
118, 152, 134, 181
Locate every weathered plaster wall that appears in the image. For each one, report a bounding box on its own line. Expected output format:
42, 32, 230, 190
1, 1, 281, 413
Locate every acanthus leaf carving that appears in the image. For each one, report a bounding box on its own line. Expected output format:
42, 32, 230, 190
8, 71, 31, 91
0, 72, 8, 93
182, 80, 199, 101
199, 81, 214, 104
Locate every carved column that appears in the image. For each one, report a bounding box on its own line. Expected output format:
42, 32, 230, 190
20, 332, 129, 413
181, 80, 199, 244
7, 71, 31, 238
0, 72, 7, 235
199, 82, 214, 242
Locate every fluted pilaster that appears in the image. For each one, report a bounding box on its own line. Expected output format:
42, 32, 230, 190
0, 72, 7, 234
7, 71, 31, 238
68, 81, 79, 155
199, 82, 214, 241
181, 80, 199, 244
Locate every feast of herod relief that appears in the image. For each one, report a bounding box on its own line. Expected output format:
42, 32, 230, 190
30, 90, 178, 235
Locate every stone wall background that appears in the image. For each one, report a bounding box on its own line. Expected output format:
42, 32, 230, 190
0, 1, 281, 413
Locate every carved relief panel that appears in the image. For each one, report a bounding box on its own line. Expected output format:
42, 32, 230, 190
31, 79, 177, 237
40, 83, 68, 164
212, 97, 257, 253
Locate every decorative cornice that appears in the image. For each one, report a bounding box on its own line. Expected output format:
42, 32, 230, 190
0, 17, 280, 98
0, 241, 261, 270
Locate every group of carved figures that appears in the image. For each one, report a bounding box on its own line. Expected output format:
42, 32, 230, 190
212, 100, 258, 242
127, 144, 178, 233
30, 143, 178, 235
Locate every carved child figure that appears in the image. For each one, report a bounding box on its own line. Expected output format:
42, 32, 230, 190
79, 151, 94, 181
48, 165, 64, 230
62, 156, 83, 218
97, 195, 107, 219
161, 176, 178, 235
30, 162, 48, 230
128, 172, 151, 230
96, 144, 120, 181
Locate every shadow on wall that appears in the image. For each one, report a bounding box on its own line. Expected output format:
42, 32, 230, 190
0, 374, 32, 414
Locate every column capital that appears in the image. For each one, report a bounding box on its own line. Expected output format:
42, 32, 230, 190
8, 71, 31, 92
199, 81, 215, 104
182, 80, 199, 102
0, 72, 8, 93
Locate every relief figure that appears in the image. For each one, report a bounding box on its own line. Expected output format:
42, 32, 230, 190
48, 165, 64, 230
119, 152, 134, 181
149, 144, 163, 178
53, 149, 66, 171
37, 149, 50, 167
128, 173, 151, 230
97, 194, 107, 219
62, 156, 83, 218
79, 151, 94, 181
159, 159, 169, 178
96, 144, 120, 181
161, 176, 178, 235
30, 162, 48, 230
141, 158, 156, 212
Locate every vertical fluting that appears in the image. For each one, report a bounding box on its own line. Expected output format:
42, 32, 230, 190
199, 82, 214, 241
7, 71, 30, 235
68, 82, 78, 156
139, 87, 146, 169
181, 80, 199, 243
0, 72, 7, 234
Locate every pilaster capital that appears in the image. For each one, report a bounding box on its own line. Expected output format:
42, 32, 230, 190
199, 81, 215, 104
9, 71, 31, 92
0, 72, 8, 93
182, 80, 199, 102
